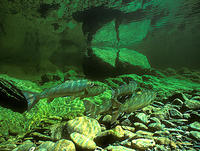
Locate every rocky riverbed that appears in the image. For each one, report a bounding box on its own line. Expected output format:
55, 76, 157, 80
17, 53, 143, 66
0, 68, 200, 151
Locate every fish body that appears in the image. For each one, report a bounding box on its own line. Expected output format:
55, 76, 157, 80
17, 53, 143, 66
112, 80, 137, 103
24, 79, 93, 110
111, 90, 156, 124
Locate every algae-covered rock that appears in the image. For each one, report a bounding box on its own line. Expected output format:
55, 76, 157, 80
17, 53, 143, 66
184, 99, 200, 109
37, 141, 55, 151
52, 139, 76, 151
70, 132, 97, 150
131, 138, 155, 150
66, 116, 101, 139
106, 145, 136, 151
189, 122, 200, 131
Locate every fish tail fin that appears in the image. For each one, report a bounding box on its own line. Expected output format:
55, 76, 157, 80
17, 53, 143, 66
22, 91, 40, 111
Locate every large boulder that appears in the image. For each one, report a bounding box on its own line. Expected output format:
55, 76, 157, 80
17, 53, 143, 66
84, 47, 151, 77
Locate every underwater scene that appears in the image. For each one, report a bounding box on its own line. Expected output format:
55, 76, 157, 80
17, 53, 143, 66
0, 0, 200, 151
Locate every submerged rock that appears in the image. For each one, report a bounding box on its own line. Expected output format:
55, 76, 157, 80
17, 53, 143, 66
70, 132, 97, 150
106, 145, 136, 151
52, 139, 75, 151
37, 141, 55, 151
190, 131, 200, 141
65, 116, 101, 139
184, 99, 200, 109
189, 122, 200, 131
131, 138, 155, 150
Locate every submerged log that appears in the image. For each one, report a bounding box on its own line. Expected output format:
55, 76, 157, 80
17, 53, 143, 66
0, 78, 28, 113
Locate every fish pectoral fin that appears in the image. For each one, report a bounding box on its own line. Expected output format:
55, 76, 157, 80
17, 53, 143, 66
47, 98, 54, 104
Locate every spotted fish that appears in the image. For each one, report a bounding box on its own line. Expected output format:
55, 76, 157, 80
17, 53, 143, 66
111, 89, 156, 124
112, 80, 138, 100
23, 79, 93, 110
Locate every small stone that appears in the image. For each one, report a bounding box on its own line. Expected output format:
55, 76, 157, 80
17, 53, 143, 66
30, 132, 53, 141
0, 144, 17, 150
135, 113, 149, 124
122, 126, 135, 133
38, 141, 55, 151
131, 138, 155, 150
106, 145, 136, 151
52, 139, 75, 151
183, 113, 191, 119
102, 115, 112, 123
148, 123, 163, 131
149, 117, 161, 124
171, 98, 183, 107
16, 140, 36, 151
162, 119, 177, 128
184, 99, 200, 109
170, 108, 183, 118
70, 132, 97, 150
134, 122, 148, 130
154, 130, 170, 137
154, 137, 171, 145
189, 121, 200, 131
124, 130, 137, 139
190, 131, 200, 141
121, 118, 132, 126
136, 130, 154, 137
113, 125, 125, 138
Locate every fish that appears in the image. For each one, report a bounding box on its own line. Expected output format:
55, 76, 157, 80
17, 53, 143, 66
111, 80, 138, 107
111, 89, 156, 124
23, 79, 94, 111
83, 84, 107, 98
84, 98, 112, 118
112, 80, 138, 99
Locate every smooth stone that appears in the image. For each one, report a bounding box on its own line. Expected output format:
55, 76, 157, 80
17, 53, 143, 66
38, 141, 55, 151
70, 132, 97, 150
135, 113, 149, 124
149, 117, 161, 124
131, 138, 155, 150
184, 99, 200, 109
162, 119, 177, 128
122, 126, 135, 133
15, 140, 36, 151
134, 122, 148, 130
190, 131, 200, 141
171, 98, 184, 107
124, 130, 137, 139
148, 123, 163, 131
102, 114, 112, 123
121, 118, 132, 126
170, 108, 183, 118
183, 113, 191, 119
113, 125, 125, 138
30, 132, 53, 141
154, 130, 170, 137
66, 116, 101, 139
154, 137, 176, 148
136, 130, 154, 137
106, 145, 136, 151
52, 139, 75, 151
189, 121, 200, 131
